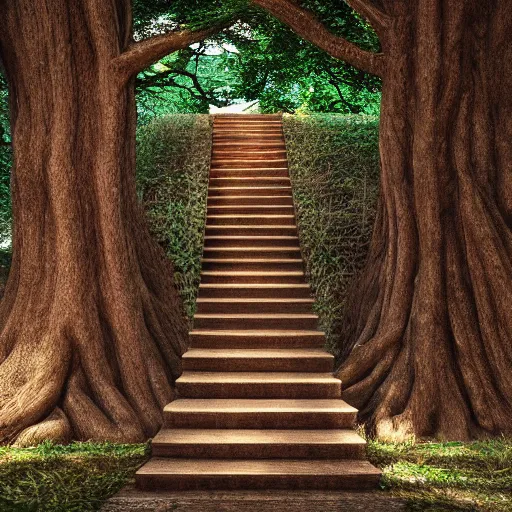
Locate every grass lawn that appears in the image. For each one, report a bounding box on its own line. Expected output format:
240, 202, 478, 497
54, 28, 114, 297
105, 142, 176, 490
0, 439, 510, 511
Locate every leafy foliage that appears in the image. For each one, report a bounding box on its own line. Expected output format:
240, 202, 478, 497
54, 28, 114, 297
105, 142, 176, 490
132, 0, 382, 119
0, 73, 11, 245
136, 114, 211, 320
283, 114, 380, 355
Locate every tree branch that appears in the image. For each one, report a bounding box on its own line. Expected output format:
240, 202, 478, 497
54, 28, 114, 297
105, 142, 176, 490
251, 0, 386, 77
113, 22, 233, 81
345, 0, 390, 38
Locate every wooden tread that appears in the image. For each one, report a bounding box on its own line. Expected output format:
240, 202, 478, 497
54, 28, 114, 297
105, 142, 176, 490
136, 458, 381, 491
151, 429, 366, 459
164, 398, 357, 429
182, 347, 332, 371
198, 283, 311, 298
193, 313, 318, 330
196, 298, 314, 315
189, 329, 325, 348
204, 235, 299, 247
176, 371, 341, 399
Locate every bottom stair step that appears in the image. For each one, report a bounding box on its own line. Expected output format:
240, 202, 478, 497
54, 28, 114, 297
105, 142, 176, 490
136, 458, 382, 490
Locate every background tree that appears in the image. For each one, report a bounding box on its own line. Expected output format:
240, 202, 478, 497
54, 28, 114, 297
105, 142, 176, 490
129, 0, 382, 118
0, 0, 235, 446
254, 0, 512, 441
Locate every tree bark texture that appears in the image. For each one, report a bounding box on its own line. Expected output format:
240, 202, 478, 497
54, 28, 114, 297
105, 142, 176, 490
338, 0, 512, 440
0, 0, 191, 445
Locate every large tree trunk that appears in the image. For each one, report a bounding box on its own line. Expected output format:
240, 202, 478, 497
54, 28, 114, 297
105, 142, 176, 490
338, 0, 512, 440
0, 0, 188, 445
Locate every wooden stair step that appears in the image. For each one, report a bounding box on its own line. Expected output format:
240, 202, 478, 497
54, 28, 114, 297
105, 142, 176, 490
214, 121, 283, 125
164, 399, 357, 429
203, 247, 301, 259
205, 226, 298, 237
136, 458, 381, 491
190, 329, 325, 348
213, 129, 283, 134
204, 236, 299, 248
196, 298, 314, 314
206, 215, 296, 226
209, 177, 290, 186
213, 142, 287, 150
208, 186, 292, 197
207, 205, 295, 214
200, 271, 305, 284
213, 132, 284, 137
201, 258, 302, 272
182, 348, 332, 372
207, 196, 293, 206
176, 372, 341, 399
198, 283, 311, 299
151, 429, 365, 459
213, 119, 283, 128
193, 313, 318, 330
212, 149, 287, 157
211, 160, 288, 169
201, 259, 303, 272
210, 169, 289, 178
214, 114, 282, 119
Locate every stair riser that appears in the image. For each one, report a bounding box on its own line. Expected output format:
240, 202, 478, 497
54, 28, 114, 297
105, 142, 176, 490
190, 334, 325, 349
210, 179, 290, 187
209, 188, 292, 197
202, 249, 300, 259
214, 126, 283, 131
176, 382, 341, 399
198, 286, 311, 299
205, 227, 297, 237
210, 169, 289, 178
207, 196, 293, 206
196, 301, 313, 314
165, 412, 356, 430
152, 444, 364, 460
213, 125, 283, 137
207, 206, 295, 215
136, 473, 380, 491
212, 151, 287, 159
200, 273, 305, 285
215, 115, 282, 119
213, 135, 285, 142
202, 261, 302, 272
204, 236, 299, 248
211, 160, 288, 169
213, 144, 286, 151
182, 357, 333, 372
193, 317, 318, 330
214, 121, 283, 125
206, 216, 295, 226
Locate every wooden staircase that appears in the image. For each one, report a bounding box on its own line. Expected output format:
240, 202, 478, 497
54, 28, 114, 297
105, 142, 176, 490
136, 114, 381, 491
